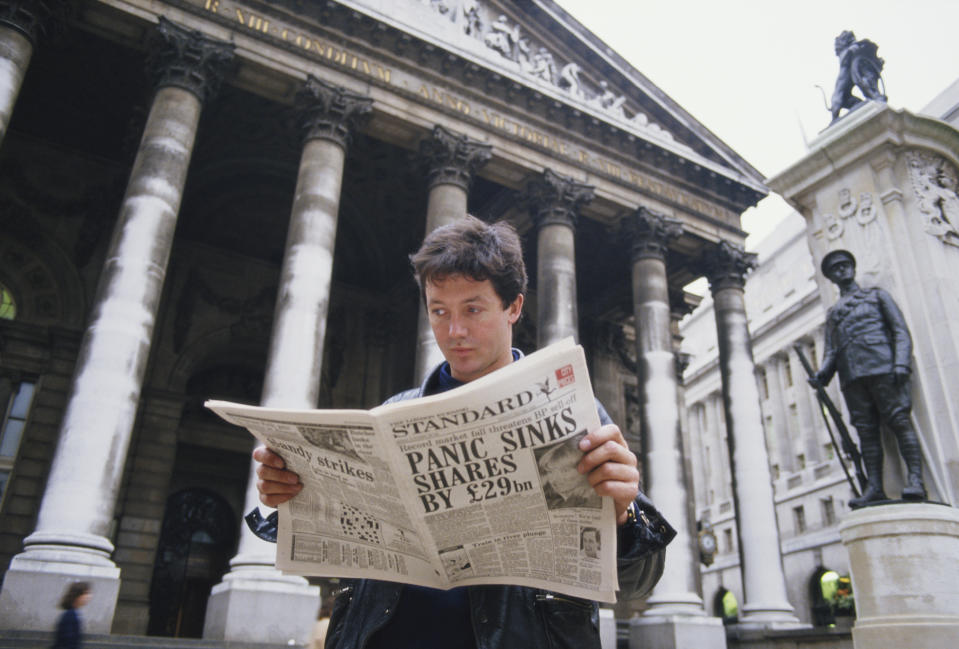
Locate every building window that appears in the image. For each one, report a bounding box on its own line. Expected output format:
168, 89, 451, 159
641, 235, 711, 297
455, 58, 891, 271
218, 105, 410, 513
783, 355, 794, 387
824, 442, 835, 460
770, 463, 780, 480
723, 528, 734, 553
0, 380, 36, 504
0, 283, 14, 320
821, 497, 836, 526
758, 368, 769, 400
796, 453, 806, 470
793, 505, 806, 533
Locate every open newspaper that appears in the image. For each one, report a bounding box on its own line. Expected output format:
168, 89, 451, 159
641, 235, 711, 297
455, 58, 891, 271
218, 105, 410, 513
206, 338, 619, 602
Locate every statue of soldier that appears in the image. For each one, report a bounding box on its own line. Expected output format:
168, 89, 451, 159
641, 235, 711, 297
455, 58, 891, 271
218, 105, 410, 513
809, 250, 926, 507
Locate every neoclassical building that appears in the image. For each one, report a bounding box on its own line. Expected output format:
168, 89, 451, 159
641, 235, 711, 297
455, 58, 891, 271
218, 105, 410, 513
0, 0, 808, 645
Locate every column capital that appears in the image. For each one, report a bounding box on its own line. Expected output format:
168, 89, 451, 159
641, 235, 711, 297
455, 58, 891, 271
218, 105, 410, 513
148, 17, 234, 104
524, 168, 594, 229
296, 75, 372, 149
700, 240, 757, 292
418, 125, 491, 191
623, 206, 683, 261
0, 0, 67, 44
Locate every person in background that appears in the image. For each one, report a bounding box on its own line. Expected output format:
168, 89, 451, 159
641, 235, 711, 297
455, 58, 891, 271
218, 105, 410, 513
53, 581, 91, 649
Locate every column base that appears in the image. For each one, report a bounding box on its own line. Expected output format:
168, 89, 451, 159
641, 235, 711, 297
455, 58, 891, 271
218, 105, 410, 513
839, 502, 959, 649
203, 566, 320, 645
599, 608, 616, 649
643, 591, 708, 617
630, 614, 726, 649
0, 542, 120, 633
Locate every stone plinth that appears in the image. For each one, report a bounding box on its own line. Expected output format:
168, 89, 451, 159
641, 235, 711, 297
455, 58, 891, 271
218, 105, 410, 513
630, 614, 726, 649
838, 503, 959, 649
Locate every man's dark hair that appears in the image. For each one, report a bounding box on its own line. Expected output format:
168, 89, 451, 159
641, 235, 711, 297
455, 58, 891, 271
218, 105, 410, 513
411, 215, 528, 308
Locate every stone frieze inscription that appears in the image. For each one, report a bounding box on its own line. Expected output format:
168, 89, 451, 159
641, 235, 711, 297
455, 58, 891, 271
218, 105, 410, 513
194, 0, 735, 222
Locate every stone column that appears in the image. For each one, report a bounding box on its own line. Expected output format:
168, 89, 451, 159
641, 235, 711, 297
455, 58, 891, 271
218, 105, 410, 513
204, 75, 371, 645
626, 209, 725, 648
700, 241, 801, 629
0, 0, 61, 145
525, 169, 593, 347
0, 18, 233, 633
793, 340, 823, 464
413, 125, 491, 382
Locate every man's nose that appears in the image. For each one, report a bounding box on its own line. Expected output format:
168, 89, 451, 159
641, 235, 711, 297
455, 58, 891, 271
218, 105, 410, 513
448, 314, 468, 337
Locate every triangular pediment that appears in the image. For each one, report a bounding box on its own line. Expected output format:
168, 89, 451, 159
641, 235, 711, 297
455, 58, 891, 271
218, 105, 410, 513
340, 0, 765, 192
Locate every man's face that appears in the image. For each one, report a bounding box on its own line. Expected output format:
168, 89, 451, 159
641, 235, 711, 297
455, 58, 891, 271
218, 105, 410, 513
582, 531, 599, 558
426, 275, 523, 383
826, 259, 855, 285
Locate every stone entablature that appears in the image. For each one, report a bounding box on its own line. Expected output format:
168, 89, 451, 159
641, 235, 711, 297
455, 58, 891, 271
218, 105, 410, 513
141, 0, 763, 233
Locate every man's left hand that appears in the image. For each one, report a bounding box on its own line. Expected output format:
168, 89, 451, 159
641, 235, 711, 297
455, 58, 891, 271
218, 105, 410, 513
577, 424, 640, 526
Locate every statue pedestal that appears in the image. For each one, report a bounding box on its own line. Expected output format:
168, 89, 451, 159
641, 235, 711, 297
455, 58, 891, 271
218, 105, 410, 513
838, 503, 959, 649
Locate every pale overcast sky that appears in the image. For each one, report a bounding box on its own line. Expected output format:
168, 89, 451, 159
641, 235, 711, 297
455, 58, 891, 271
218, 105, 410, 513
555, 0, 959, 247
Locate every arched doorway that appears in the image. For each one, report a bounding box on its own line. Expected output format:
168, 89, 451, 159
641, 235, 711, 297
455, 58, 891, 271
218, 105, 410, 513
148, 488, 237, 637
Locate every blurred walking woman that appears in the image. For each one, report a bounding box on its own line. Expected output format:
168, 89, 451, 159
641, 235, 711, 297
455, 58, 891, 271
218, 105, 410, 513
53, 582, 91, 649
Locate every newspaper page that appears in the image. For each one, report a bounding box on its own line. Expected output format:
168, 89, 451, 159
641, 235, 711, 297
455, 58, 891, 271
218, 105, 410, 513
206, 337, 619, 602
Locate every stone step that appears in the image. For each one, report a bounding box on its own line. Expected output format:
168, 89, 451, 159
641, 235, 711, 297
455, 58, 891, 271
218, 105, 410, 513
0, 630, 301, 649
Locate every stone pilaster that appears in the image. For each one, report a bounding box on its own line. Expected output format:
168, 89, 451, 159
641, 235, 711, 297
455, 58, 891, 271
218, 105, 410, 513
204, 75, 371, 645
525, 168, 593, 347
0, 0, 66, 145
413, 125, 491, 381
626, 209, 726, 647
700, 241, 801, 629
0, 17, 233, 633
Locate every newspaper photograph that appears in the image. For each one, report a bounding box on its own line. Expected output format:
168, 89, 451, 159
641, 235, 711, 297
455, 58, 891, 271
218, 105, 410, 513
206, 337, 619, 602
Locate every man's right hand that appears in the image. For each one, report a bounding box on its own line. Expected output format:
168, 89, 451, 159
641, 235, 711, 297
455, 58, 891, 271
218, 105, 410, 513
253, 445, 303, 507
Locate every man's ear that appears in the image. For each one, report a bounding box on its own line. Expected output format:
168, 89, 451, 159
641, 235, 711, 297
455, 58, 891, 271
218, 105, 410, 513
507, 294, 524, 324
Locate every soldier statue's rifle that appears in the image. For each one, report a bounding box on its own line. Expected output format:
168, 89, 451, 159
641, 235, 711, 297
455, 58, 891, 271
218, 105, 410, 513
793, 344, 867, 496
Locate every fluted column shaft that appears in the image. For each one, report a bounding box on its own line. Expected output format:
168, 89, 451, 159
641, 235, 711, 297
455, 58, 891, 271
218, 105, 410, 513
0, 0, 60, 145
624, 209, 704, 616
0, 17, 233, 633
703, 241, 800, 628
526, 169, 593, 347
413, 126, 490, 381
206, 77, 370, 645
232, 76, 372, 566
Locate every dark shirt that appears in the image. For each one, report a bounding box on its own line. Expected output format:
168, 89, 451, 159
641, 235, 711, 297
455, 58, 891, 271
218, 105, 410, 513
366, 361, 477, 649
52, 608, 82, 649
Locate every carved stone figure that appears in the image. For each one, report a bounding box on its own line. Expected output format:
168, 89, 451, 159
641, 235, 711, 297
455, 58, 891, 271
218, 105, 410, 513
558, 62, 584, 99
827, 30, 886, 124
594, 81, 626, 117
460, 0, 482, 36
484, 14, 520, 60
810, 250, 926, 507
529, 47, 556, 83
908, 151, 959, 247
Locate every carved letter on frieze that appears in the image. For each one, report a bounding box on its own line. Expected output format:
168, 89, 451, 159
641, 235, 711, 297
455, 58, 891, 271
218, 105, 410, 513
906, 150, 959, 247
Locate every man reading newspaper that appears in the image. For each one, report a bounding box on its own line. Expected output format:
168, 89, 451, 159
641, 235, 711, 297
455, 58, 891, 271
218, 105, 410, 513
252, 215, 674, 649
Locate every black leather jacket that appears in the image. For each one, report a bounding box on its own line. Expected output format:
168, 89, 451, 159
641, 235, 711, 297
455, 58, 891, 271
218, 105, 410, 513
323, 355, 675, 649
